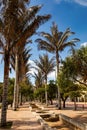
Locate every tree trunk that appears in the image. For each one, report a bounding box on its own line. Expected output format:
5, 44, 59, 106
19, 92, 22, 105
56, 51, 61, 109
13, 53, 19, 110
1, 51, 9, 126
45, 76, 48, 106
63, 100, 66, 108
74, 97, 77, 110
50, 99, 53, 105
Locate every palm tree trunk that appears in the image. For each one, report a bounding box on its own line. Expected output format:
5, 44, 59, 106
45, 76, 48, 106
19, 92, 22, 105
56, 51, 61, 109
13, 53, 19, 110
1, 51, 10, 126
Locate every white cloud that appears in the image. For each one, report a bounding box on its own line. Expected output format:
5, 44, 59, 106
81, 42, 87, 47
55, 0, 62, 4
55, 0, 87, 7
74, 0, 87, 6
28, 60, 37, 75
48, 71, 56, 81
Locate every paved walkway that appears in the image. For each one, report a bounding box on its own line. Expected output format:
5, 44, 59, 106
0, 103, 43, 130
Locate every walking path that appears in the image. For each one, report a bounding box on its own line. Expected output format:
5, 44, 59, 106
0, 103, 43, 130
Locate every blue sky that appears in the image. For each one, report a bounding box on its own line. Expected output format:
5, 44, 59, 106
0, 0, 87, 83
30, 0, 87, 60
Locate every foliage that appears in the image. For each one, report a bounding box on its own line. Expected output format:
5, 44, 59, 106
0, 0, 51, 125
34, 54, 56, 81
58, 71, 73, 100
69, 84, 86, 100
36, 22, 80, 109
33, 70, 44, 88
47, 80, 57, 103
59, 56, 87, 101
34, 54, 56, 105
0, 79, 14, 106
72, 46, 87, 84
7, 78, 15, 105
62, 46, 87, 87
34, 87, 45, 102
19, 79, 34, 101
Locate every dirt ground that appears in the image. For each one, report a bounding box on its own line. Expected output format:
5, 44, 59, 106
36, 102, 87, 130
0, 103, 43, 130
0, 102, 87, 130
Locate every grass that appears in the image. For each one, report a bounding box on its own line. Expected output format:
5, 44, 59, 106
0, 121, 12, 129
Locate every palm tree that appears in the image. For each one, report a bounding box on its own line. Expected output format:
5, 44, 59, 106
34, 54, 56, 105
0, 0, 51, 126
11, 1, 51, 110
11, 46, 32, 109
33, 70, 44, 88
35, 22, 80, 109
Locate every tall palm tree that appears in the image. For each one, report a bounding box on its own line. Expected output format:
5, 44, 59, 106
11, 0, 51, 110
0, 0, 51, 126
11, 46, 32, 109
35, 22, 80, 109
34, 54, 56, 105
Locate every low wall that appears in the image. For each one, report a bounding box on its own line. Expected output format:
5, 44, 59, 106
34, 112, 57, 130
59, 114, 87, 130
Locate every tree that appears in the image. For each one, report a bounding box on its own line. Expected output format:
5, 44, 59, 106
7, 78, 14, 107
47, 80, 57, 105
58, 69, 74, 108
63, 46, 87, 87
59, 56, 87, 109
35, 22, 80, 109
34, 87, 45, 103
0, 79, 14, 107
33, 70, 44, 88
18, 48, 32, 105
11, 45, 32, 110
34, 54, 56, 105
19, 78, 33, 104
0, 0, 51, 126
72, 46, 87, 86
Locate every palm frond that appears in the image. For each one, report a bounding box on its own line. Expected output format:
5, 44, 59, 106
19, 5, 43, 31
58, 28, 75, 48
10, 14, 51, 51
36, 39, 55, 53
40, 32, 53, 42
0, 39, 5, 50
34, 54, 56, 78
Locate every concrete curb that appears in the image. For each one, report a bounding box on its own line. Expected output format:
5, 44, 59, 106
59, 114, 87, 130
33, 112, 57, 130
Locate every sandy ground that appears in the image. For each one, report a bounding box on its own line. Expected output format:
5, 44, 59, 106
0, 102, 87, 130
36, 102, 87, 130
0, 103, 43, 130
